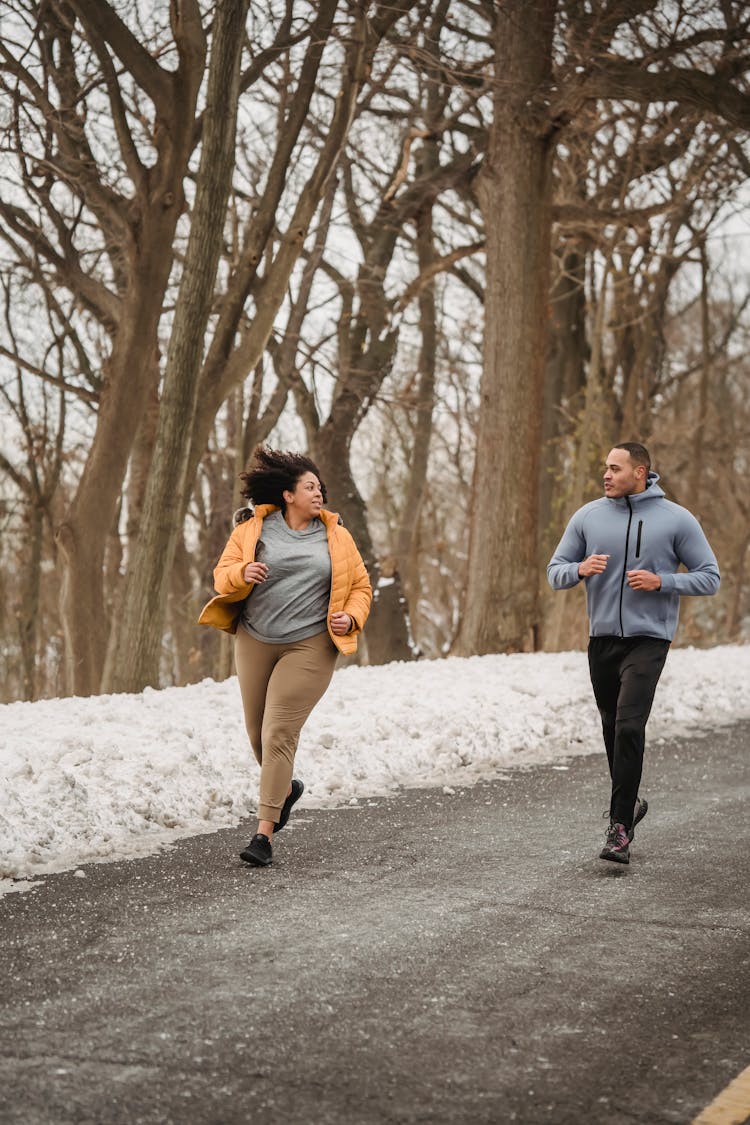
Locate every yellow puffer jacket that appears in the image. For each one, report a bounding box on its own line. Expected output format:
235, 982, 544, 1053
197, 505, 372, 656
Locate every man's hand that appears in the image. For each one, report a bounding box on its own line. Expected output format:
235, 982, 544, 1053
627, 569, 661, 591
578, 554, 610, 578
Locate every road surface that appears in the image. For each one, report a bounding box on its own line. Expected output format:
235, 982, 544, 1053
1, 720, 748, 1124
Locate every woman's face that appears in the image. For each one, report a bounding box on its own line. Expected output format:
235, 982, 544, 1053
284, 471, 323, 520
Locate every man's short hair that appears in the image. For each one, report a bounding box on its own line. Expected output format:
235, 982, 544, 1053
614, 442, 650, 472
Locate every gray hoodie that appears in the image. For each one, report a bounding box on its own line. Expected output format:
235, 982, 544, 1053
547, 473, 720, 640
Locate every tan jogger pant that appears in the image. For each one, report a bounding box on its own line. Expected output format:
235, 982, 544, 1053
234, 627, 338, 824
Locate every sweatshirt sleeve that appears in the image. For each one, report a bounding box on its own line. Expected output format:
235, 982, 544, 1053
658, 514, 720, 596
547, 515, 586, 590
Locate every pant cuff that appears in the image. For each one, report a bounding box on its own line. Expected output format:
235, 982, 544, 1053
258, 802, 281, 824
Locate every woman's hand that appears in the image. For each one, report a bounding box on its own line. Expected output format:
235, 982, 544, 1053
330, 612, 353, 636
243, 562, 269, 584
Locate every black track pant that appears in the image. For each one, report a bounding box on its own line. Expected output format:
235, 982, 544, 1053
587, 636, 671, 829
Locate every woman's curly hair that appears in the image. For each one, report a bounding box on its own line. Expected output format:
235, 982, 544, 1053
239, 445, 327, 509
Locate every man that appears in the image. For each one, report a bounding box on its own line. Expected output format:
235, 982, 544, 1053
547, 443, 720, 864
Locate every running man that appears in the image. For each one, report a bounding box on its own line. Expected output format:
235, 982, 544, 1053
547, 443, 720, 864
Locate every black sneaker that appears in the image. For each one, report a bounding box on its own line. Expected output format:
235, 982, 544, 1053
629, 797, 648, 842
275, 779, 304, 834
240, 834, 272, 867
599, 821, 630, 864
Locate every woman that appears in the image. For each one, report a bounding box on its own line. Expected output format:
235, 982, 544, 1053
198, 446, 372, 867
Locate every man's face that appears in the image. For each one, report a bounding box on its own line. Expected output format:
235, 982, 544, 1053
603, 448, 646, 498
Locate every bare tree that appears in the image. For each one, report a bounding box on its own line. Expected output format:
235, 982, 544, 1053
2, 0, 750, 698
456, 0, 557, 655
0, 261, 97, 698
107, 0, 249, 694
1, 0, 208, 694
457, 0, 750, 656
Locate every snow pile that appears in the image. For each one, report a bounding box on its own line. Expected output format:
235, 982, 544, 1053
1, 646, 748, 884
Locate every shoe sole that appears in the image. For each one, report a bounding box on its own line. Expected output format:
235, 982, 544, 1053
239, 850, 272, 867
628, 798, 649, 843
275, 779, 304, 834
599, 849, 629, 864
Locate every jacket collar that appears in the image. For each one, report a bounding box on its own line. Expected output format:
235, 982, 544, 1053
252, 503, 342, 528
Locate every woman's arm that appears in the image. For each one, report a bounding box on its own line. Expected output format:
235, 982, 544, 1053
213, 526, 253, 596
342, 541, 372, 632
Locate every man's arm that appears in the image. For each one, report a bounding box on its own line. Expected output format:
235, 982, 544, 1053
547, 517, 587, 589
658, 513, 720, 596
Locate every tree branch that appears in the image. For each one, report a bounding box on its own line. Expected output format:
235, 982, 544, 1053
0, 345, 99, 406
553, 57, 750, 130
553, 198, 675, 230
0, 202, 121, 328
80, 22, 146, 191
66, 0, 173, 117
394, 240, 485, 311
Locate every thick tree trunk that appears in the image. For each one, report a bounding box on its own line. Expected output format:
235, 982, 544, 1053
538, 249, 587, 555
455, 0, 558, 656
101, 354, 160, 689
54, 2, 206, 697
537, 250, 588, 653
108, 0, 248, 693
56, 281, 178, 696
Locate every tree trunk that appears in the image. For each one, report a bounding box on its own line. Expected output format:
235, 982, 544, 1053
725, 532, 749, 642
56, 281, 180, 696
54, 4, 206, 697
394, 2, 447, 621
108, 0, 248, 693
312, 425, 413, 665
455, 0, 557, 656
169, 534, 199, 686
570, 252, 611, 513
101, 353, 160, 689
688, 238, 711, 517
17, 504, 44, 701
537, 249, 588, 654
538, 248, 587, 559
395, 200, 437, 615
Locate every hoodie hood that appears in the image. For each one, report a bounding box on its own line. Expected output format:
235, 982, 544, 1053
608, 470, 665, 508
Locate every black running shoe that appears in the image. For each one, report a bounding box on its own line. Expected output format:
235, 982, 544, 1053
275, 779, 304, 834
240, 833, 272, 867
629, 797, 648, 842
599, 821, 630, 864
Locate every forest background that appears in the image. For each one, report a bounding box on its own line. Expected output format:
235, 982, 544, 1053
1, 0, 749, 704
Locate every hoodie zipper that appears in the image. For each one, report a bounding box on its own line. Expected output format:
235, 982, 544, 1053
635, 520, 643, 558
618, 498, 633, 636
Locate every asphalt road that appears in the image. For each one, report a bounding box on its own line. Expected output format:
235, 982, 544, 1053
1, 720, 749, 1125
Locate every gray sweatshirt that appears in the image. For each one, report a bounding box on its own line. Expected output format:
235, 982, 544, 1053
241, 510, 331, 643
547, 473, 720, 640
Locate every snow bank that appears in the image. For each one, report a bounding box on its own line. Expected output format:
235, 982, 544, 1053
1, 646, 748, 885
